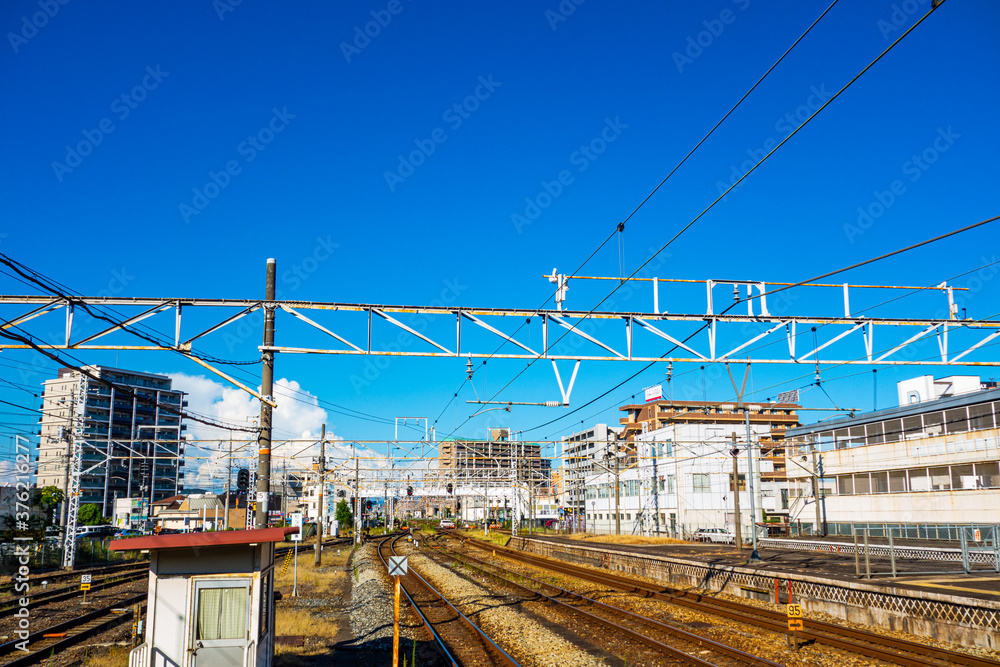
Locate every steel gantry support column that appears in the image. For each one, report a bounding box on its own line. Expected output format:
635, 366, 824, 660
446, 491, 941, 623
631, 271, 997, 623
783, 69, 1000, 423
255, 259, 277, 529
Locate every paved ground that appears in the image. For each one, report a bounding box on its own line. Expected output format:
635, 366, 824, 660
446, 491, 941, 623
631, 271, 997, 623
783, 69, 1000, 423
513, 533, 1000, 602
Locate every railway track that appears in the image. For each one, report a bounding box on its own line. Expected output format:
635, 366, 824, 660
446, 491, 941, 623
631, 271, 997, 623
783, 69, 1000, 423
377, 534, 523, 667
0, 567, 148, 615
0, 593, 146, 667
0, 536, 351, 666
451, 531, 1000, 667
427, 533, 782, 667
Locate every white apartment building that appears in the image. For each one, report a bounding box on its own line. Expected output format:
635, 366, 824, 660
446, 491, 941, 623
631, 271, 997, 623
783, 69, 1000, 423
36, 366, 186, 520
583, 401, 798, 537
561, 424, 620, 527
785, 375, 1000, 530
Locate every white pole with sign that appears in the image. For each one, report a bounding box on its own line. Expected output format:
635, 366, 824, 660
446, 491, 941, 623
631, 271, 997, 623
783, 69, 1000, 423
290, 512, 303, 597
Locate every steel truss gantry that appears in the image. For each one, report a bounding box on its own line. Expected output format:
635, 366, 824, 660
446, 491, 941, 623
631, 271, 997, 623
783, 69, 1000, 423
2, 278, 999, 401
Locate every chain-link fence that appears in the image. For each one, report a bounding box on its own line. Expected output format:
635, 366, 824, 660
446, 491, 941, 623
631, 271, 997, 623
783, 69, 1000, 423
853, 524, 1000, 578
0, 538, 148, 574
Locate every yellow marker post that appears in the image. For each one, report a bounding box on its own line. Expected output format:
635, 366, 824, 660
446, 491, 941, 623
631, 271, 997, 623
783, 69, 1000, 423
786, 603, 803, 649
387, 555, 407, 667
393, 575, 401, 667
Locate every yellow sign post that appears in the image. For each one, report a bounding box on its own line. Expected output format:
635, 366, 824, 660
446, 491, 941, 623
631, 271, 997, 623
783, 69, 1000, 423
387, 556, 408, 667
786, 603, 803, 649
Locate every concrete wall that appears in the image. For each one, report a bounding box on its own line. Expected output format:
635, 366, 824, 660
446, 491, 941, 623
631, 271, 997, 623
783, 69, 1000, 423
509, 536, 1000, 649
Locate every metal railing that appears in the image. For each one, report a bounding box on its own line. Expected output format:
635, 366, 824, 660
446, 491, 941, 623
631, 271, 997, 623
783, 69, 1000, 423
853, 524, 1000, 577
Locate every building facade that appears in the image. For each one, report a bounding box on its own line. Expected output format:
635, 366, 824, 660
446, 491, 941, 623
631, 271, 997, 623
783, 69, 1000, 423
579, 400, 799, 536
561, 424, 619, 528
785, 375, 1000, 530
36, 366, 186, 520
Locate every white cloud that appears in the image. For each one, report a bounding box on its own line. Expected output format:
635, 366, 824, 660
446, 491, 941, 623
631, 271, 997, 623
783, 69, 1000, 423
168, 373, 386, 492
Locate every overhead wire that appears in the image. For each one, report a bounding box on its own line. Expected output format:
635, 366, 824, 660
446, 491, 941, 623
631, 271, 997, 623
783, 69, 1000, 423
429, 0, 841, 432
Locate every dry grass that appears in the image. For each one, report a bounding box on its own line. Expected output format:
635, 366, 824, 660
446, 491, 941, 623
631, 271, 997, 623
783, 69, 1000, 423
79, 644, 131, 666
273, 545, 349, 598
565, 533, 690, 545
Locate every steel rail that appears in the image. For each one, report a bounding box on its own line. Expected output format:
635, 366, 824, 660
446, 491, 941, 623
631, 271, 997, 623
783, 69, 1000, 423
378, 534, 522, 667
469, 536, 1000, 667
0, 569, 147, 613
376, 535, 459, 667
0, 593, 146, 666
429, 534, 776, 667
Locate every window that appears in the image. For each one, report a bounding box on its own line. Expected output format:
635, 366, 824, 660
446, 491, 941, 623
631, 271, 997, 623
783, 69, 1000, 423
929, 466, 951, 491
945, 408, 969, 434
260, 571, 271, 638
667, 475, 675, 493
196, 586, 247, 641
976, 462, 1000, 488
871, 472, 889, 494
866, 421, 884, 445
853, 473, 871, 495
909, 468, 930, 492
848, 426, 866, 447
834, 429, 849, 449
903, 416, 924, 440
888, 470, 907, 493
924, 412, 945, 436
883, 419, 903, 443
693, 474, 711, 493
780, 488, 790, 510
729, 473, 747, 492
951, 464, 976, 490
969, 403, 995, 431
838, 476, 853, 495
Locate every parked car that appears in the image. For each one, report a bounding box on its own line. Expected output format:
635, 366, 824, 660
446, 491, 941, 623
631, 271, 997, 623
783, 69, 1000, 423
439, 520, 455, 529
113, 529, 144, 539
75, 525, 116, 540
693, 528, 736, 544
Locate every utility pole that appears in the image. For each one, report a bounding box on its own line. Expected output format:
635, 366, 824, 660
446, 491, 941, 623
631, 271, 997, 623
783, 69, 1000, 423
812, 449, 826, 536
224, 432, 233, 530
354, 454, 361, 544
315, 425, 325, 565
731, 433, 742, 550
614, 439, 621, 536
744, 410, 762, 562
255, 258, 276, 529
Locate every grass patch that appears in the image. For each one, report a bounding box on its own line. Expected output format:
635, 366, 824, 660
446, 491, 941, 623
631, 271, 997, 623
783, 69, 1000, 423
565, 533, 690, 545
79, 644, 130, 666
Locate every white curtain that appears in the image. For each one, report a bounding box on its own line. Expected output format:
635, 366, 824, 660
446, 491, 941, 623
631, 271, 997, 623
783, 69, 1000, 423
197, 587, 246, 640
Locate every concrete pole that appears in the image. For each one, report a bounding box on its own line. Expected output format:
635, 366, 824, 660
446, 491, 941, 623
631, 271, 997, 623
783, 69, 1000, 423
614, 441, 620, 536
745, 411, 762, 561
731, 433, 742, 549
223, 432, 233, 530
255, 258, 276, 529
315, 424, 325, 565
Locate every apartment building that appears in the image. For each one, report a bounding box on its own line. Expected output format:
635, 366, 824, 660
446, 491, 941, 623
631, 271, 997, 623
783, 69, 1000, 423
36, 366, 186, 520
561, 424, 620, 527
580, 400, 799, 536
785, 375, 1000, 529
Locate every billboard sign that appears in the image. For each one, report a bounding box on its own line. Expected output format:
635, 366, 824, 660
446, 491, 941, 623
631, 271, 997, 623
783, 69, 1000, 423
644, 385, 663, 402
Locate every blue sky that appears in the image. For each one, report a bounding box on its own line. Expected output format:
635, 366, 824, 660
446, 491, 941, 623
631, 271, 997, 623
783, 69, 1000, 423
1, 0, 999, 482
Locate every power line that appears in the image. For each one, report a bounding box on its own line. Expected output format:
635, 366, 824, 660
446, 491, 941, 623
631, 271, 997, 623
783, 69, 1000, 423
443, 2, 946, 440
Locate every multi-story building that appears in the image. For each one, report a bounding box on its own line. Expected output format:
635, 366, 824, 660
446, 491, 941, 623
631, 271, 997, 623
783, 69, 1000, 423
438, 428, 551, 490
35, 366, 186, 520
578, 400, 799, 536
561, 424, 620, 527
785, 375, 1000, 531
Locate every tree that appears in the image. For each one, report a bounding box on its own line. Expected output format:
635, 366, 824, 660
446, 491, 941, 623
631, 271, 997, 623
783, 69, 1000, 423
335, 499, 353, 527
38, 486, 64, 526
77, 503, 108, 526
